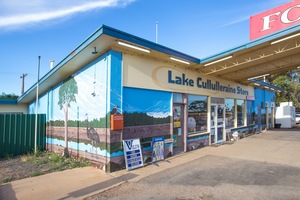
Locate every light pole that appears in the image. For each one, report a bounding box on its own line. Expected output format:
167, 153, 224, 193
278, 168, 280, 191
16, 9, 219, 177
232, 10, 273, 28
34, 56, 41, 155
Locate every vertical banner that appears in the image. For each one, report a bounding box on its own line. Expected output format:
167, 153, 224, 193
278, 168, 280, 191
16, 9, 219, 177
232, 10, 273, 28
123, 139, 144, 170
152, 136, 165, 163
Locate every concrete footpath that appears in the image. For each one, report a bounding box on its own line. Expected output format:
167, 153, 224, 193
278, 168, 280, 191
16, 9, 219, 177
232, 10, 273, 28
1, 127, 300, 200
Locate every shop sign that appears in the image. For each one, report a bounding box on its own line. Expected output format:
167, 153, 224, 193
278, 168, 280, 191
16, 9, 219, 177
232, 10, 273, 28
250, 0, 300, 40
123, 139, 144, 170
152, 136, 165, 163
168, 70, 249, 95
246, 95, 255, 101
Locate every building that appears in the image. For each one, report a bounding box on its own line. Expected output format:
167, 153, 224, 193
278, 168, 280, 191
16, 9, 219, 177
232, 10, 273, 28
15, 1, 300, 172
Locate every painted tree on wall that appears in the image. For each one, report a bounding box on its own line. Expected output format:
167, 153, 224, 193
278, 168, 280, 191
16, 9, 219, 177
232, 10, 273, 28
58, 77, 78, 156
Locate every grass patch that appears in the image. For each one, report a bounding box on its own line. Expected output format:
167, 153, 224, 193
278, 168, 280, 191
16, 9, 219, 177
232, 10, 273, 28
1, 177, 13, 183
30, 171, 45, 177
28, 151, 92, 170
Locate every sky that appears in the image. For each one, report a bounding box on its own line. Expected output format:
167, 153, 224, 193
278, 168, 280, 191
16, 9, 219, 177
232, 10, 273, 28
0, 0, 292, 96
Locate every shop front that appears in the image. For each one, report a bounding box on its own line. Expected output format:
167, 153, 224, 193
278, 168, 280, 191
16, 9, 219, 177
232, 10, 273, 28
123, 53, 257, 153
20, 25, 279, 172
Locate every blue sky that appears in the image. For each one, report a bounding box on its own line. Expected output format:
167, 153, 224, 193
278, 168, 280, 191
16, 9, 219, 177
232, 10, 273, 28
0, 0, 291, 95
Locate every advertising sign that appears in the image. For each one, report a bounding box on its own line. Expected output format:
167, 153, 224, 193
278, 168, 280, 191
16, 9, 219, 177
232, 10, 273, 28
111, 114, 124, 130
250, 0, 300, 40
123, 54, 254, 99
123, 139, 143, 170
152, 137, 165, 162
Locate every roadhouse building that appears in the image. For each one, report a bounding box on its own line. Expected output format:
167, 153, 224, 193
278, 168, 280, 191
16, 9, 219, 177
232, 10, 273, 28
17, 0, 300, 172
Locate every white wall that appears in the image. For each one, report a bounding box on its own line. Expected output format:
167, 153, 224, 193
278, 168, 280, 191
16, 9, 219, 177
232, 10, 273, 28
0, 104, 27, 114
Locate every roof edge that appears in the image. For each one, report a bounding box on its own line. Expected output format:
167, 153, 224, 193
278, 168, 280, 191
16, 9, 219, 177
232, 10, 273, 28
18, 25, 201, 104
0, 99, 18, 104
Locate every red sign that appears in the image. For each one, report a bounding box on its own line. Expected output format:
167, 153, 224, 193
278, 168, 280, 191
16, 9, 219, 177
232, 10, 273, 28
250, 0, 300, 40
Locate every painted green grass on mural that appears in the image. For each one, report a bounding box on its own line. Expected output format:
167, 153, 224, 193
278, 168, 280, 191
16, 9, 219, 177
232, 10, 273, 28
48, 113, 111, 128
124, 112, 171, 127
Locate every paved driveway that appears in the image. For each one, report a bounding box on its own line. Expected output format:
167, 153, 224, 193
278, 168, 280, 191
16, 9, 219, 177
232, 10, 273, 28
86, 127, 300, 200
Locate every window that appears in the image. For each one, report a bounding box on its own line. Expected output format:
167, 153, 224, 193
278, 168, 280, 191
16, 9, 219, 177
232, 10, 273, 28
261, 102, 266, 125
247, 100, 254, 125
173, 93, 183, 103
237, 99, 245, 126
268, 105, 272, 126
188, 95, 208, 134
225, 98, 234, 128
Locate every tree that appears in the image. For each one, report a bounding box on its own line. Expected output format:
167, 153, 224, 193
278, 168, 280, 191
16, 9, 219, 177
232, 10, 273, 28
0, 92, 19, 99
270, 70, 300, 111
58, 77, 78, 156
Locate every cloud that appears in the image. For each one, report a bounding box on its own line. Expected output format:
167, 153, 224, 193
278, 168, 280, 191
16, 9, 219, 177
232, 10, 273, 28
220, 16, 249, 27
0, 0, 135, 29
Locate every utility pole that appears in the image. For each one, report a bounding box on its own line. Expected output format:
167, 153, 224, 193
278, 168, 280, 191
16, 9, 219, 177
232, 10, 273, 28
20, 73, 27, 95
156, 21, 158, 43
34, 56, 41, 155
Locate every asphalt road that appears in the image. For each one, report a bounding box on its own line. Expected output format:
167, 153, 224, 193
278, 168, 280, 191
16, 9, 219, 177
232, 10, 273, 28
86, 128, 300, 200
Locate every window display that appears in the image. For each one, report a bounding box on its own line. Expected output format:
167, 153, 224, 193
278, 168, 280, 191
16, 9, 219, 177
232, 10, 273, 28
237, 99, 245, 126
225, 98, 234, 128
188, 95, 208, 134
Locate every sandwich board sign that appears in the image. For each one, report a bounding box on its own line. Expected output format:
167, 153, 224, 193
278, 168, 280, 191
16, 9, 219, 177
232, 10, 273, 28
151, 136, 165, 163
123, 138, 144, 170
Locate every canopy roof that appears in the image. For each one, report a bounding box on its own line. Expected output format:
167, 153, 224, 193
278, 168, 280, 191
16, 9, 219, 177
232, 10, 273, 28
198, 24, 300, 85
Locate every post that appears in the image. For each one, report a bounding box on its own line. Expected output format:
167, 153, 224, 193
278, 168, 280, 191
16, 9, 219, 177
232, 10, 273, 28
156, 21, 158, 43
20, 73, 27, 95
34, 56, 41, 155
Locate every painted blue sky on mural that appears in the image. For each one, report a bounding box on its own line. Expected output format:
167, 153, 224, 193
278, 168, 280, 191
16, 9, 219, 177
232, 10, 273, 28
123, 88, 171, 118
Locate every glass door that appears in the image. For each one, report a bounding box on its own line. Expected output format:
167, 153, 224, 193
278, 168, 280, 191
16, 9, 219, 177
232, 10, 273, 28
173, 105, 184, 154
211, 104, 225, 144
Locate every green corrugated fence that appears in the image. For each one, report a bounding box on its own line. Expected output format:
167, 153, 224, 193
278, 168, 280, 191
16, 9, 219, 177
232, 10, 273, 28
0, 114, 46, 158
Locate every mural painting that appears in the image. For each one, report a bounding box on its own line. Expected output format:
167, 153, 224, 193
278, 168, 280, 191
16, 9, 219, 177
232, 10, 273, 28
123, 87, 172, 163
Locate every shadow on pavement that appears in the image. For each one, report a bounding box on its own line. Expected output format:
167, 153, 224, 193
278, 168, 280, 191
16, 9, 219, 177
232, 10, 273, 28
0, 183, 17, 200
58, 173, 138, 200
270, 124, 300, 132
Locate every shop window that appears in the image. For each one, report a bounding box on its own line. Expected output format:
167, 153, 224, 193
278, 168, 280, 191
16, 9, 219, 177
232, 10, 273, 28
268, 105, 272, 126
261, 102, 266, 125
247, 100, 255, 125
225, 98, 234, 128
188, 95, 208, 134
237, 99, 245, 127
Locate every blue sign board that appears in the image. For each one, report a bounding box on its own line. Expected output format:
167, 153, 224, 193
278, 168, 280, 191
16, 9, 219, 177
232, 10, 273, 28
123, 139, 144, 170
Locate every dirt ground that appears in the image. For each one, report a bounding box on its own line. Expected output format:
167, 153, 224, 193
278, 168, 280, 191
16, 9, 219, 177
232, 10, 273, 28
0, 156, 53, 184
0, 153, 91, 184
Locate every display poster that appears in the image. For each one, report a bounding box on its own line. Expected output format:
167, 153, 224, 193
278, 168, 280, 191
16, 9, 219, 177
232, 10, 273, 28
173, 135, 178, 147
123, 139, 144, 170
152, 137, 165, 163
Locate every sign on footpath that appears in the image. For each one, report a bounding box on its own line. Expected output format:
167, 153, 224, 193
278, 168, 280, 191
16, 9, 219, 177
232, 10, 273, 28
152, 136, 165, 163
123, 138, 144, 170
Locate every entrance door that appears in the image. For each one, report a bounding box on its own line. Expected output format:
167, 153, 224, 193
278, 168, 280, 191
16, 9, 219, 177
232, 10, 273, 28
211, 104, 225, 144
173, 105, 184, 154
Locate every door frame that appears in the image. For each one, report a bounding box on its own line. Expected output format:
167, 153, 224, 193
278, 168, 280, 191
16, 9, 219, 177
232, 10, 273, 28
210, 104, 226, 144
173, 103, 187, 153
